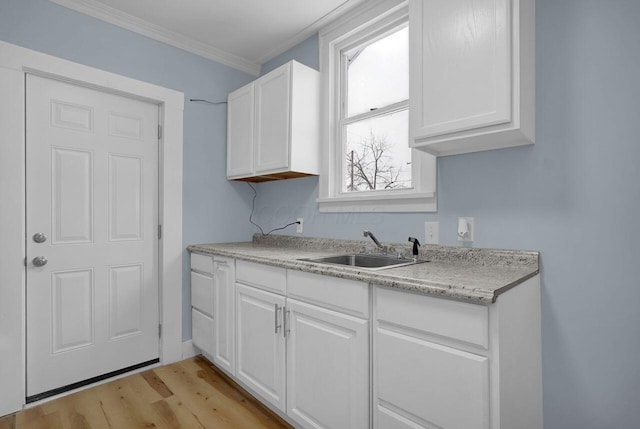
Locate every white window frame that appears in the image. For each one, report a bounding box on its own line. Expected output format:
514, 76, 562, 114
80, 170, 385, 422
318, 0, 436, 213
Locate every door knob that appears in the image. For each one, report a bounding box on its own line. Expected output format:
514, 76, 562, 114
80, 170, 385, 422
32, 256, 48, 267
33, 232, 47, 243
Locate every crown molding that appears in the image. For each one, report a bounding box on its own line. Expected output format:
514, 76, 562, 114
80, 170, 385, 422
254, 0, 367, 66
48, 0, 261, 76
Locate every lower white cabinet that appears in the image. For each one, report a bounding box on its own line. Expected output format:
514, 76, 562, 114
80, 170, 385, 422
190, 253, 235, 375
234, 264, 370, 428
373, 280, 542, 429
286, 298, 369, 429
235, 283, 287, 411
191, 254, 541, 429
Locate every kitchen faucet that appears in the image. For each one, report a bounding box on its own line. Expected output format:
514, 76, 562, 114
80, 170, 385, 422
363, 230, 387, 254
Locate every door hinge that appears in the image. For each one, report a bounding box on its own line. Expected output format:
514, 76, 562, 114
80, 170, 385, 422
158, 224, 162, 240
158, 324, 162, 338
158, 124, 162, 140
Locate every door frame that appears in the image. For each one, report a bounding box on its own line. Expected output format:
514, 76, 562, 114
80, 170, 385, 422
0, 40, 184, 416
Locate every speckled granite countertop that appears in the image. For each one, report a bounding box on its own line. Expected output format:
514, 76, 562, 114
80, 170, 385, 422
187, 235, 539, 304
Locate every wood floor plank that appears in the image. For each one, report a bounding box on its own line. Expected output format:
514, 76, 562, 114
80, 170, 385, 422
17, 411, 63, 429
192, 358, 292, 428
153, 361, 240, 428
40, 389, 110, 429
0, 414, 16, 429
2, 357, 292, 429
150, 396, 206, 429
155, 359, 292, 429
125, 372, 169, 405
140, 370, 173, 399
89, 377, 173, 429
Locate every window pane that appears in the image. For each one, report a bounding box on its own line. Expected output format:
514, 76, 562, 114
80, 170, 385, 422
344, 109, 411, 192
345, 26, 409, 118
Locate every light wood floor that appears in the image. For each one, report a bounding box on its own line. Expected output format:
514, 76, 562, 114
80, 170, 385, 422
0, 356, 292, 429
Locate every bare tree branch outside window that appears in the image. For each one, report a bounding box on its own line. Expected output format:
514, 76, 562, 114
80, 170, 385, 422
346, 129, 410, 191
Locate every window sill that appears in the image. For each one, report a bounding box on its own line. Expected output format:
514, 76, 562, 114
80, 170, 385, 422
317, 191, 436, 213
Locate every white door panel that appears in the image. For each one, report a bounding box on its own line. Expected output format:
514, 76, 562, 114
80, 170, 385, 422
26, 74, 159, 397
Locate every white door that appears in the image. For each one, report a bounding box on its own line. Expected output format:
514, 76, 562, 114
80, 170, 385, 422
26, 74, 160, 398
286, 299, 369, 429
235, 283, 286, 412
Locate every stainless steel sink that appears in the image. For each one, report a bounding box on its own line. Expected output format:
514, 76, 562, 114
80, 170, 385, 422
299, 253, 425, 270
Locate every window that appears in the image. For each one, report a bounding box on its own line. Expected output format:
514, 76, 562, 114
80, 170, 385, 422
343, 26, 411, 192
318, 0, 436, 212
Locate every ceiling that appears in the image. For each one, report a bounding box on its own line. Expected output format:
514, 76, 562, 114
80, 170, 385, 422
49, 0, 365, 75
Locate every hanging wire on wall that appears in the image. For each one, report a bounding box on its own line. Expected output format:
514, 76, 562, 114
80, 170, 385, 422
189, 98, 227, 105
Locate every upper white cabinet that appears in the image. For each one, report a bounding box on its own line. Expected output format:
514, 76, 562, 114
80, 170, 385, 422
409, 0, 534, 156
227, 60, 320, 181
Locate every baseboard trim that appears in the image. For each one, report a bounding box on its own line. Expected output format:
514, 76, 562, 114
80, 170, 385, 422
182, 340, 197, 359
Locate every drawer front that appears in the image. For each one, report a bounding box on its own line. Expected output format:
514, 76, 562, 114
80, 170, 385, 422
192, 308, 215, 357
191, 271, 214, 317
375, 285, 489, 349
375, 328, 489, 429
236, 260, 286, 294
191, 252, 214, 274
287, 270, 369, 318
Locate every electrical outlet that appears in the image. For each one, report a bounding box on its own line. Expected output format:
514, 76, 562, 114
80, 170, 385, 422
425, 221, 439, 245
457, 217, 474, 242
296, 218, 303, 234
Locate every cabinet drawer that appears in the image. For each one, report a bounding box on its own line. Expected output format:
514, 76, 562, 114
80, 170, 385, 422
236, 260, 286, 294
375, 285, 489, 349
191, 271, 214, 317
287, 270, 369, 318
375, 328, 489, 429
192, 308, 214, 357
191, 252, 214, 274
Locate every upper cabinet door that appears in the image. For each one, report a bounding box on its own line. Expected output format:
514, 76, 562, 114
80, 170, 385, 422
255, 63, 291, 174
227, 84, 254, 178
410, 0, 534, 156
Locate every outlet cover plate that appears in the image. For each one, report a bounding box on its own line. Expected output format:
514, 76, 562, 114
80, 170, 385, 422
425, 221, 439, 245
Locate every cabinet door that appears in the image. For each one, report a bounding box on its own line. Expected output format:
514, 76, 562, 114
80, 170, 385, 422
286, 299, 369, 429
410, 0, 511, 139
235, 283, 286, 412
227, 84, 254, 178
374, 325, 489, 429
254, 63, 290, 174
212, 258, 235, 375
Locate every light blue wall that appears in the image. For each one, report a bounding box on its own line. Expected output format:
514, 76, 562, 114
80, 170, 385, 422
257, 1, 640, 427
0, 0, 256, 341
